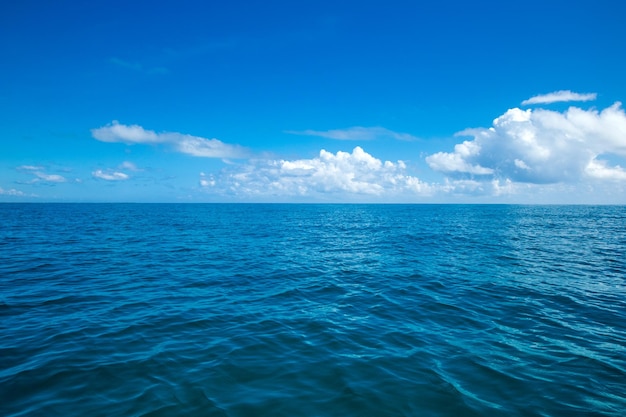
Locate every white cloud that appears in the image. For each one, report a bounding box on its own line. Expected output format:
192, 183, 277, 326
201, 146, 432, 200
17, 165, 44, 171
92, 122, 160, 144
92, 170, 130, 181
585, 158, 626, 180
34, 172, 67, 183
426, 102, 626, 185
514, 159, 530, 170
16, 165, 67, 184
426, 140, 494, 175
173, 135, 248, 158
0, 187, 26, 196
521, 90, 597, 105
16, 166, 68, 184
199, 172, 215, 187
286, 126, 418, 141
120, 161, 141, 171
92, 121, 249, 159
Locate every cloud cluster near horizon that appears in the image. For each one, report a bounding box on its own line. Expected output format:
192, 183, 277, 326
0, 186, 27, 196
84, 90, 626, 202
200, 146, 530, 200
92, 121, 249, 159
200, 146, 433, 199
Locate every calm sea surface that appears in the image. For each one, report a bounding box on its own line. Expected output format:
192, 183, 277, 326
1, 204, 625, 416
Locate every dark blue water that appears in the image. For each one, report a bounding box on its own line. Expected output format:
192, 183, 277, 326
1, 204, 625, 416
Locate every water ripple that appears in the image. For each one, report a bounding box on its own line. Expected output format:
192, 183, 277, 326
1, 204, 625, 416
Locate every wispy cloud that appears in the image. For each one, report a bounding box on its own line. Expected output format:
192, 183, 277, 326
109, 57, 169, 75
91, 161, 145, 181
92, 170, 130, 181
521, 90, 597, 105
16, 165, 68, 184
92, 121, 250, 159
286, 126, 418, 141
110, 57, 142, 71
120, 161, 142, 171
33, 172, 67, 183
17, 165, 44, 171
426, 102, 626, 184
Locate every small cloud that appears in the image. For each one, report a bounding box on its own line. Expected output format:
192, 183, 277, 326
92, 170, 130, 181
521, 90, 597, 106
0, 186, 26, 196
17, 165, 45, 171
199, 172, 215, 187
110, 57, 142, 71
514, 159, 530, 170
16, 165, 68, 184
286, 126, 418, 141
120, 161, 141, 171
34, 172, 67, 183
92, 121, 250, 159
110, 57, 169, 75
175, 136, 249, 158
92, 121, 160, 144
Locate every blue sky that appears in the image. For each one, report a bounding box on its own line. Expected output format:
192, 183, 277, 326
2, 0, 626, 203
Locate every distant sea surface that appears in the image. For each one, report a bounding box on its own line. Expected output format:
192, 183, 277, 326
1, 204, 625, 416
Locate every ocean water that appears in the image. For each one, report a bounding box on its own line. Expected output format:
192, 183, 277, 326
1, 204, 625, 417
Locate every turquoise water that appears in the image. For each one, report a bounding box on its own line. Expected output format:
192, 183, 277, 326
1, 204, 625, 416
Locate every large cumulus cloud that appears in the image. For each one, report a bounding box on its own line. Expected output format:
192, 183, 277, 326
426, 102, 626, 184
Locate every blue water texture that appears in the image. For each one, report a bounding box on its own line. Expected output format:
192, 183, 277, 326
1, 204, 625, 416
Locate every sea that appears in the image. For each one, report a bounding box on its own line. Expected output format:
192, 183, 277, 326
1, 203, 625, 417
